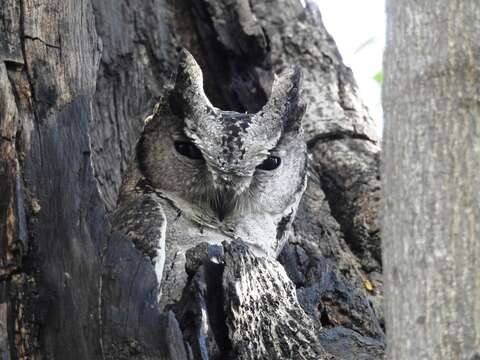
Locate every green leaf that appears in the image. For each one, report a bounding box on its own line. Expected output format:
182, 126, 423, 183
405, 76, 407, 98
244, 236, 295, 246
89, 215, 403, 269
374, 71, 383, 84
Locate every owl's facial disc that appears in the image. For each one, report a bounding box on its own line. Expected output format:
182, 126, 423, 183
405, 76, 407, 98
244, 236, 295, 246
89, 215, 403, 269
185, 109, 284, 192
208, 152, 283, 221
143, 49, 307, 223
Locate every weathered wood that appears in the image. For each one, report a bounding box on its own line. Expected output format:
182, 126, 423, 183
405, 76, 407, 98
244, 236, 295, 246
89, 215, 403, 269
383, 1, 480, 358
90, 0, 177, 211
0, 2, 23, 66
281, 179, 385, 359
0, 61, 18, 360
102, 231, 188, 359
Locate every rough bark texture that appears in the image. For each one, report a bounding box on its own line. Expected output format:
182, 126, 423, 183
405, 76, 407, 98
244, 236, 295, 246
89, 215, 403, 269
383, 1, 480, 359
1, 0, 383, 359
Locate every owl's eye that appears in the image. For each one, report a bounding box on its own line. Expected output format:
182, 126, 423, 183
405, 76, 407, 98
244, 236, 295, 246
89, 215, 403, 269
257, 155, 281, 171
174, 141, 203, 160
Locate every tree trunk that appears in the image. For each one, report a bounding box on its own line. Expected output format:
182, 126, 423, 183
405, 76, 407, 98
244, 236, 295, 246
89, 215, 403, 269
1, 0, 383, 359
383, 1, 480, 359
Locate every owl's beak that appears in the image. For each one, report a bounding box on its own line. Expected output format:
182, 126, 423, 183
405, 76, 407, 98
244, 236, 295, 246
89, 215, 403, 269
210, 172, 251, 221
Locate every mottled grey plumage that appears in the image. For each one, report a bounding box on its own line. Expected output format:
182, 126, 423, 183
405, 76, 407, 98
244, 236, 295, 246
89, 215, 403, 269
113, 49, 308, 308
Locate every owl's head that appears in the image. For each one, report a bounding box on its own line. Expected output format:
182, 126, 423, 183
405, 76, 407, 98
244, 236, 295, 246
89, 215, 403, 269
138, 49, 307, 246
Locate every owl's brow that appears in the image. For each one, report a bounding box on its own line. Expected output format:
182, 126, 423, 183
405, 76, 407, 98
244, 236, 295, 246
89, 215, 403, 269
171, 126, 196, 142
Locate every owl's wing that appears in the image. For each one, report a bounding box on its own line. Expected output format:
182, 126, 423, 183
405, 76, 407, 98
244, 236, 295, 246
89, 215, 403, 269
111, 193, 167, 286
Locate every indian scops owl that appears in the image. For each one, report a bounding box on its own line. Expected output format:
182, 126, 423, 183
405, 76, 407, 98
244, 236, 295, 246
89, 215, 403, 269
112, 49, 308, 307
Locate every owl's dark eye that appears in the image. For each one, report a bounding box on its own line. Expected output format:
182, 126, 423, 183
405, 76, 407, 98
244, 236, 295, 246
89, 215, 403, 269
257, 155, 281, 171
174, 141, 203, 160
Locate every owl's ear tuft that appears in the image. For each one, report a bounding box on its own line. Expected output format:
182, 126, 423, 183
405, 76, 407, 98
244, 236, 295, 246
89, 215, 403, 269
169, 49, 214, 120
174, 49, 204, 96
260, 66, 306, 132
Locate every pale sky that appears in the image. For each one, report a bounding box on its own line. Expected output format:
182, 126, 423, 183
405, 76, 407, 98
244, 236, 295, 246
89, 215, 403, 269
314, 0, 386, 133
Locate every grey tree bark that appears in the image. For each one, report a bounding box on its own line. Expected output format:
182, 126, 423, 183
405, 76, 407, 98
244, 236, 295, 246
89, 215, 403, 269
1, 0, 383, 359
383, 1, 480, 359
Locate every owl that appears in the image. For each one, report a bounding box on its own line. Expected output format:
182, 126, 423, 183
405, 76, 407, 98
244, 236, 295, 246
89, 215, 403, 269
112, 49, 308, 308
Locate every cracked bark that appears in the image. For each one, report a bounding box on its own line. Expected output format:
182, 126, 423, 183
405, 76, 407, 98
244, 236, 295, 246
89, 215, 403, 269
22, 36, 61, 50
0, 0, 383, 359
